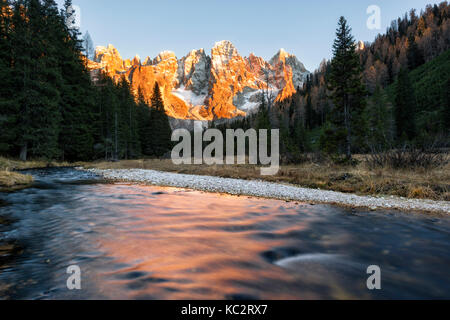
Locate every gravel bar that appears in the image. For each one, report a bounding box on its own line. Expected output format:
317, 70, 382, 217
86, 168, 450, 214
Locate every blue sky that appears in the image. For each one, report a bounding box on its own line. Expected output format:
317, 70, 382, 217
56, 0, 444, 71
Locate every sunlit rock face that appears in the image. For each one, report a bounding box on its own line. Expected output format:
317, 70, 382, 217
176, 49, 210, 96
270, 48, 308, 89
88, 41, 310, 120
357, 40, 365, 51
269, 48, 309, 101
126, 51, 194, 119
93, 44, 127, 80
207, 41, 258, 119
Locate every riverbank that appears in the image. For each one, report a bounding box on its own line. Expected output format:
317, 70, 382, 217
0, 171, 33, 191
1, 156, 448, 212
85, 168, 450, 214
0, 157, 44, 190
84, 158, 450, 201
0, 157, 76, 171
0, 157, 76, 191
2, 167, 450, 299
3, 155, 448, 202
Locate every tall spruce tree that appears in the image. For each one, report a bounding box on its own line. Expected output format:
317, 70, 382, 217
117, 77, 141, 159
255, 94, 272, 155
56, 0, 95, 161
95, 74, 120, 160
0, 0, 18, 154
303, 75, 315, 130
12, 0, 62, 160
366, 86, 393, 149
255, 100, 271, 132
305, 95, 314, 130
444, 78, 450, 135
292, 117, 309, 153
394, 68, 417, 141
406, 33, 424, 70
136, 87, 152, 156
1, 0, 150, 162
147, 82, 172, 157
325, 16, 366, 159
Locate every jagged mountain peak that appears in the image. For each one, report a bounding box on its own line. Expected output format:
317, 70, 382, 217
213, 40, 235, 49
270, 48, 295, 65
185, 48, 207, 59
89, 41, 310, 121
154, 51, 177, 63
143, 56, 152, 65
189, 48, 206, 54
212, 40, 239, 59
132, 54, 141, 65
277, 48, 289, 57
269, 48, 308, 89
94, 44, 122, 62
97, 43, 117, 52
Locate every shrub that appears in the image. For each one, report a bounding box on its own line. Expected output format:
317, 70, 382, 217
366, 144, 449, 169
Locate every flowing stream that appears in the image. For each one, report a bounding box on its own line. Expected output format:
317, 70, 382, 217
0, 168, 449, 300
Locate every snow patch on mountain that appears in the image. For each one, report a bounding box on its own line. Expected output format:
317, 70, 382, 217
235, 90, 261, 112
172, 86, 207, 107
89, 41, 310, 121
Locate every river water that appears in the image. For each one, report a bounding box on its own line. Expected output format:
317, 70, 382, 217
0, 168, 449, 300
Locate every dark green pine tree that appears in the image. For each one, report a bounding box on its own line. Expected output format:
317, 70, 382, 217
303, 74, 314, 130
136, 87, 152, 156
0, 0, 18, 154
305, 95, 314, 130
147, 82, 172, 157
279, 115, 292, 156
12, 0, 62, 160
292, 117, 308, 153
110, 77, 128, 160
444, 78, 450, 135
406, 33, 424, 71
55, 0, 96, 161
255, 94, 272, 155
394, 69, 417, 141
94, 74, 120, 160
366, 86, 393, 150
117, 77, 141, 159
325, 16, 367, 159
255, 94, 271, 131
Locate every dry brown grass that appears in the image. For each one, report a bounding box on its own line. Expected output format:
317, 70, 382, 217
0, 156, 77, 190
1, 155, 447, 200
0, 156, 73, 171
0, 170, 33, 190
0, 156, 82, 190
85, 158, 450, 201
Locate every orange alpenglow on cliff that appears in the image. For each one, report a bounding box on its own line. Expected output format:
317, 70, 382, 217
88, 41, 310, 121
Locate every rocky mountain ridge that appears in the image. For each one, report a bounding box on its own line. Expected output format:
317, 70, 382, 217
88, 41, 310, 120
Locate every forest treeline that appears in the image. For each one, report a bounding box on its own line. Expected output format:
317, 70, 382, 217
216, 2, 449, 163
1, 0, 449, 164
0, 0, 172, 162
